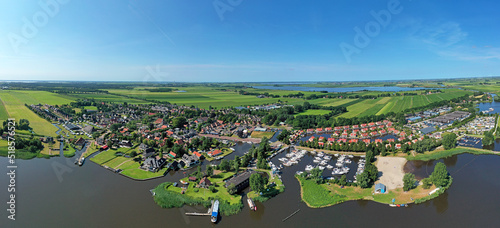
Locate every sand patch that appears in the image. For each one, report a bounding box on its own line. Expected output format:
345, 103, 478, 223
375, 156, 407, 190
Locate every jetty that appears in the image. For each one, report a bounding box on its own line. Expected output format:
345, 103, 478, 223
185, 200, 215, 216
282, 209, 300, 222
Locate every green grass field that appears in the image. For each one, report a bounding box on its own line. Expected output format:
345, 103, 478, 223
65, 93, 149, 104
338, 90, 471, 118
0, 90, 61, 137
107, 87, 292, 108
90, 149, 118, 164
295, 109, 332, 116
250, 131, 276, 138
0, 98, 9, 123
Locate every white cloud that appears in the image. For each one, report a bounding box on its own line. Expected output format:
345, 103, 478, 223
416, 22, 467, 47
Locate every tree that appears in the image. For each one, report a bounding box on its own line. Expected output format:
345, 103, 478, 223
356, 172, 371, 188
250, 173, 268, 193
172, 117, 187, 129
206, 166, 214, 177
233, 160, 240, 173
422, 177, 432, 189
309, 167, 323, 184
431, 162, 450, 187
209, 185, 216, 193
219, 160, 230, 172
227, 183, 237, 195
442, 133, 457, 150
403, 173, 416, 191
483, 130, 495, 146
339, 175, 347, 186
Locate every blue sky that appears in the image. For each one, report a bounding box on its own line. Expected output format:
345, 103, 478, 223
1, 0, 499, 82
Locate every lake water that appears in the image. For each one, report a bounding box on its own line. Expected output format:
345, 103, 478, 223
2, 149, 500, 227
252, 86, 441, 93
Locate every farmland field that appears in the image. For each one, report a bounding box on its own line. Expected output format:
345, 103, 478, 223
66, 93, 149, 104
339, 90, 471, 118
0, 98, 9, 122
295, 109, 332, 116
107, 88, 289, 108
0, 90, 60, 137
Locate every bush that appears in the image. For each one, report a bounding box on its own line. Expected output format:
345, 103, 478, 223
422, 178, 432, 189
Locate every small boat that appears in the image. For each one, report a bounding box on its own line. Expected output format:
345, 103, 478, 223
78, 157, 85, 166
326, 164, 334, 169
296, 171, 304, 175
247, 198, 257, 211
318, 166, 325, 170
211, 200, 219, 223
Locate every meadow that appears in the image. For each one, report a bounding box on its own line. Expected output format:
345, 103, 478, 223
0, 90, 66, 137
338, 89, 470, 118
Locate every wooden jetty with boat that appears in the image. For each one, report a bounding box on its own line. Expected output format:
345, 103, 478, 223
184, 200, 220, 223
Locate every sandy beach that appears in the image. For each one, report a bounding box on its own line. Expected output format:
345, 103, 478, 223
375, 156, 407, 190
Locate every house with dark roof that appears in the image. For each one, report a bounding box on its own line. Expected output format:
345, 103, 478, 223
143, 148, 156, 159
199, 177, 211, 188
83, 125, 95, 135
420, 126, 436, 135
74, 137, 86, 148
142, 157, 167, 172
225, 170, 256, 193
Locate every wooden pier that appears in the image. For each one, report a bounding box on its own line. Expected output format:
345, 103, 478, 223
185, 200, 214, 216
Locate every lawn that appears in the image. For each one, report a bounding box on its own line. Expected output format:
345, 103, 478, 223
295, 109, 332, 116
63, 144, 76, 157
119, 162, 169, 180
90, 149, 118, 164
91, 147, 167, 180
297, 175, 438, 207
250, 131, 276, 138
40, 141, 60, 156
297, 176, 344, 207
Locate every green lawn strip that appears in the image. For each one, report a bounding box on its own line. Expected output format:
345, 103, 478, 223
294, 109, 332, 116
63, 144, 76, 157
407, 147, 499, 161
250, 131, 276, 138
90, 149, 118, 164
297, 176, 345, 207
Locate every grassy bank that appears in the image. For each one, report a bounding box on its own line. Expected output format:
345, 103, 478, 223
247, 170, 285, 202
407, 147, 498, 161
90, 147, 168, 180
296, 176, 438, 208
63, 144, 76, 157
153, 181, 244, 216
